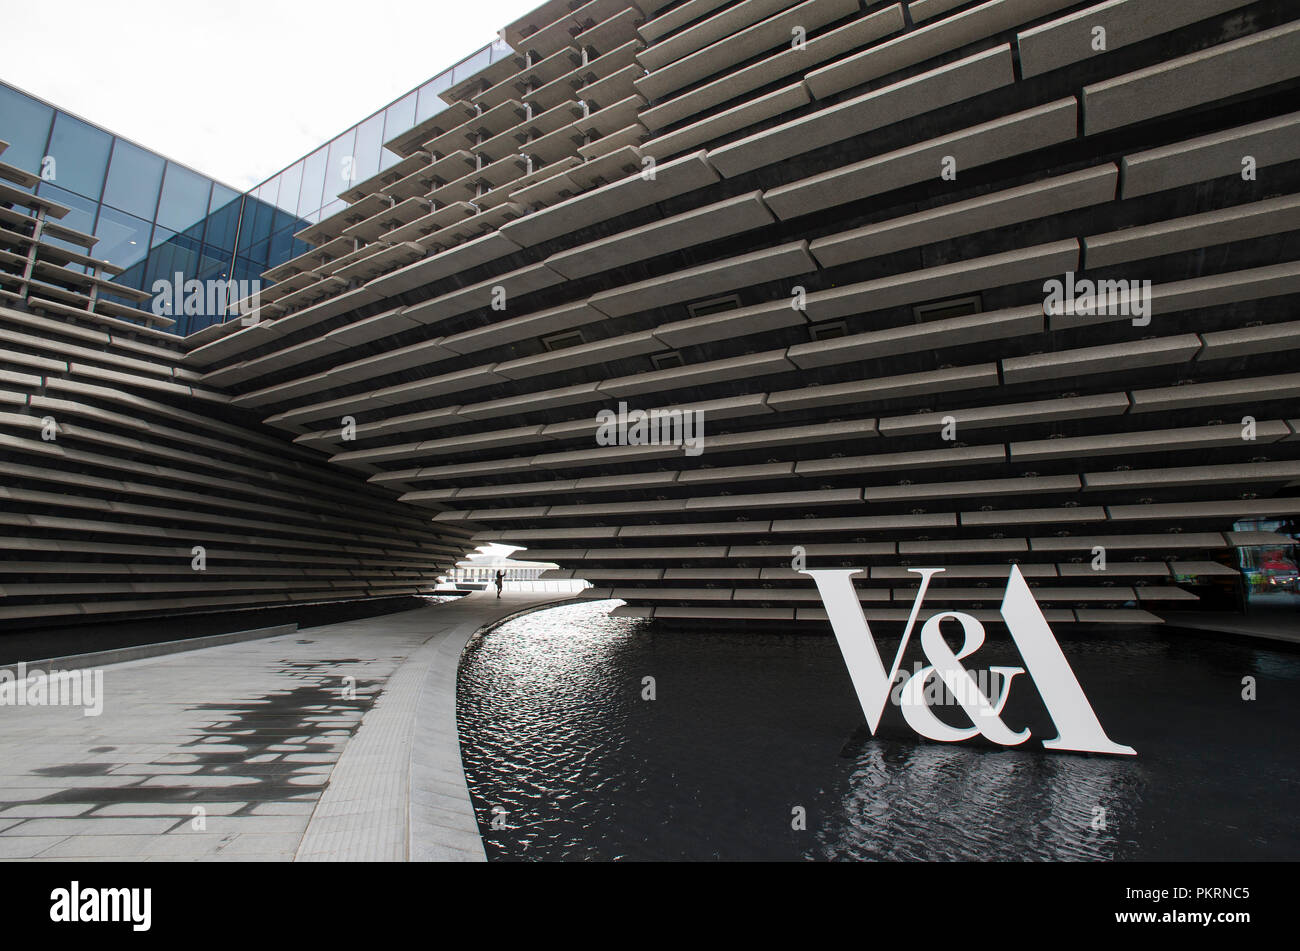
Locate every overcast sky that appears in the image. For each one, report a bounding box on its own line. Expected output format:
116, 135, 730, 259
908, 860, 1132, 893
5, 0, 543, 190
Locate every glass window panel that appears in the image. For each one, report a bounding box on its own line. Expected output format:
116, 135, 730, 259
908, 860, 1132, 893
232, 257, 263, 305
297, 145, 328, 217
102, 139, 164, 219
453, 47, 492, 83
203, 194, 241, 252
151, 221, 178, 250
93, 205, 153, 272
245, 238, 270, 270
381, 92, 418, 170
271, 206, 303, 237
198, 243, 232, 281
384, 92, 417, 142
36, 181, 96, 237
255, 176, 279, 209
267, 228, 297, 269
45, 112, 112, 201
109, 267, 146, 293
156, 162, 213, 233
145, 233, 209, 336
352, 113, 384, 186
274, 161, 303, 214
34, 182, 97, 263
0, 83, 54, 182
319, 197, 346, 220
240, 181, 279, 251
147, 226, 200, 266
210, 182, 239, 213
415, 73, 452, 123
325, 129, 356, 203
238, 198, 268, 251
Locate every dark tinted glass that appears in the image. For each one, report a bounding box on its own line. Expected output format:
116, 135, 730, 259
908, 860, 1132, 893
93, 205, 153, 272
146, 229, 200, 281
271, 206, 302, 237
268, 227, 296, 265
45, 112, 112, 201
145, 231, 209, 335
245, 238, 270, 270
102, 139, 164, 218
197, 243, 232, 280
239, 183, 278, 252
202, 192, 242, 252
233, 256, 262, 287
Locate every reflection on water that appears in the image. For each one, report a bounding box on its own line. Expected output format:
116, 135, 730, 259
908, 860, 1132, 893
455, 601, 1300, 861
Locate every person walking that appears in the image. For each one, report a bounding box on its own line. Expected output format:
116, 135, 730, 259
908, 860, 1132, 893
495, 569, 504, 599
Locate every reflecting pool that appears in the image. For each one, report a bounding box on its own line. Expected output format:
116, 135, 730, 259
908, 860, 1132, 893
456, 601, 1299, 861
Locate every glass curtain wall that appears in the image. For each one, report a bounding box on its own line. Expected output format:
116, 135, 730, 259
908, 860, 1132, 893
1, 37, 512, 336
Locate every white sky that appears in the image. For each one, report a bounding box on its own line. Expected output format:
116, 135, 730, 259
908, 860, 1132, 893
5, 0, 544, 190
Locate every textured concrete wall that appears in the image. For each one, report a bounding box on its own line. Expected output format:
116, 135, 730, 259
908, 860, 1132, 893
7, 0, 1300, 629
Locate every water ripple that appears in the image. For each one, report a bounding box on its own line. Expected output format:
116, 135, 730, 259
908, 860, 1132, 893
455, 601, 1300, 861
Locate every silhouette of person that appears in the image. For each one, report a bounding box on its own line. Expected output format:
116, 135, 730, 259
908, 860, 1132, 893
495, 570, 504, 599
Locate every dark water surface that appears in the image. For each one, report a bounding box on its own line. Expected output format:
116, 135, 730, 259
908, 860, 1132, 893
456, 601, 1299, 861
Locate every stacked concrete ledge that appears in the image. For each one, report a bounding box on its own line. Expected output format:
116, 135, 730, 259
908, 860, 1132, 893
5, 0, 1300, 630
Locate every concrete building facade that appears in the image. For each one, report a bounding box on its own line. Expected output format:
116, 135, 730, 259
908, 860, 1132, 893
4, 0, 1300, 630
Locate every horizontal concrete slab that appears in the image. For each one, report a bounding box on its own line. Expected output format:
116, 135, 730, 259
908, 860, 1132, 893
708, 44, 1015, 178
1083, 21, 1300, 135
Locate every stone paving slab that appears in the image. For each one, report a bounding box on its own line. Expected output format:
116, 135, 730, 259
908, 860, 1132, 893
0, 592, 572, 862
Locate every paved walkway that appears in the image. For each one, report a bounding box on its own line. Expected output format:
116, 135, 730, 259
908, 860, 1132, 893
0, 591, 572, 861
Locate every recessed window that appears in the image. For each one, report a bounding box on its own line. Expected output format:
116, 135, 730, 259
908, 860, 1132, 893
687, 293, 741, 319
542, 329, 585, 351
809, 320, 847, 341
913, 295, 981, 321
651, 351, 685, 370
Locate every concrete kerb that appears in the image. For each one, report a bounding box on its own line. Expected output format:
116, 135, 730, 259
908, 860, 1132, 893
0, 624, 299, 678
